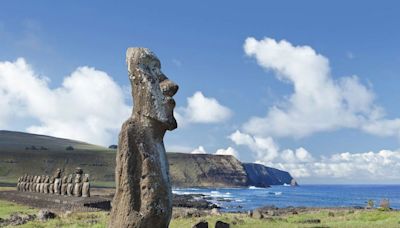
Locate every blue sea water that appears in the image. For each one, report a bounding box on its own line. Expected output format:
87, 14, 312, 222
173, 185, 400, 212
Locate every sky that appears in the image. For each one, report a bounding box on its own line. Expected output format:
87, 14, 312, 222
1, 1, 400, 184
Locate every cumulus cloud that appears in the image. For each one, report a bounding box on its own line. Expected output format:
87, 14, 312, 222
229, 130, 278, 161
175, 91, 232, 126
190, 146, 207, 154
215, 146, 239, 158
242, 37, 400, 138
229, 130, 400, 182
0, 58, 131, 145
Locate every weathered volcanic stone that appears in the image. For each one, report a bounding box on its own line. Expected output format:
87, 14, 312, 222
61, 176, 68, 195
109, 48, 178, 228
82, 174, 90, 197
67, 174, 73, 196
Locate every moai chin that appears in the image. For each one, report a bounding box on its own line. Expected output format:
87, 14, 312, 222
82, 174, 90, 197
109, 48, 178, 228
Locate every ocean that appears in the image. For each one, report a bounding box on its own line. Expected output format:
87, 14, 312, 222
173, 185, 400, 212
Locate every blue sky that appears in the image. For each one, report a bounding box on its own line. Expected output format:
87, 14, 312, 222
1, 1, 400, 183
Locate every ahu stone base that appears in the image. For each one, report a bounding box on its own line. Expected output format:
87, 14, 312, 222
0, 190, 110, 212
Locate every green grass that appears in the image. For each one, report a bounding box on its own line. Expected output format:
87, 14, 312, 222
0, 200, 37, 219
1, 197, 400, 227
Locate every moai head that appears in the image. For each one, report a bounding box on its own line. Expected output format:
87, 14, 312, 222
75, 167, 83, 175
50, 177, 55, 184
126, 48, 179, 131
54, 168, 62, 178
68, 174, 73, 183
36, 176, 41, 183
74, 174, 82, 184
45, 176, 50, 183
41, 175, 46, 183
83, 174, 89, 182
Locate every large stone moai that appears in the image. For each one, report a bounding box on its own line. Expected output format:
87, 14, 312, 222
53, 168, 62, 194
49, 177, 55, 194
73, 168, 83, 197
67, 174, 74, 196
109, 48, 178, 228
61, 176, 68, 195
82, 174, 90, 197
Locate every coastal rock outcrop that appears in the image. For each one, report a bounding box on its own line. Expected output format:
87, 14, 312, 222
109, 48, 178, 228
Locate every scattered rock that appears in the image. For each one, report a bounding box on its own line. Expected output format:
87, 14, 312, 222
0, 213, 36, 226
215, 220, 230, 228
37, 209, 56, 221
328, 211, 335, 217
210, 208, 221, 216
193, 221, 208, 228
252, 209, 263, 219
299, 218, 321, 224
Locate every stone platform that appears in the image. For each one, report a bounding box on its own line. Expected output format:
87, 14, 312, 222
0, 190, 111, 212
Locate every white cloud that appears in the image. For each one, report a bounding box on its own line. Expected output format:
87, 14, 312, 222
190, 146, 207, 154
229, 129, 400, 182
215, 146, 239, 158
0, 58, 131, 145
229, 130, 278, 162
175, 91, 232, 126
242, 37, 400, 139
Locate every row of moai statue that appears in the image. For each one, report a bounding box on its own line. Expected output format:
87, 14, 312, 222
16, 167, 90, 197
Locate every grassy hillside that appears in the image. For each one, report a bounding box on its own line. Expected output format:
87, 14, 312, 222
0, 131, 294, 187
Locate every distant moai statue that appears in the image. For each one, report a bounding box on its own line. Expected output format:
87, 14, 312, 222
32, 176, 37, 192
53, 168, 62, 194
16, 176, 21, 191
73, 168, 83, 197
35, 176, 41, 192
67, 174, 74, 196
27, 176, 32, 192
25, 175, 30, 191
82, 174, 90, 197
49, 177, 55, 194
43, 176, 50, 194
40, 175, 46, 193
61, 176, 68, 195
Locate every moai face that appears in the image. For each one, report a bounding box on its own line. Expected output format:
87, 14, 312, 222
45, 176, 50, 183
74, 174, 82, 184
83, 174, 89, 182
54, 168, 62, 178
126, 48, 179, 131
68, 174, 73, 183
50, 177, 55, 184
62, 176, 68, 183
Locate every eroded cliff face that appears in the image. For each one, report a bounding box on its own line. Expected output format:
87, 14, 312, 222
243, 163, 295, 187
168, 153, 248, 187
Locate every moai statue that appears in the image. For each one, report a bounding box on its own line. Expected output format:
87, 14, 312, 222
82, 174, 90, 197
43, 176, 50, 194
67, 174, 74, 196
16, 176, 21, 191
24, 175, 30, 191
32, 176, 37, 192
35, 175, 41, 192
53, 168, 62, 195
49, 177, 55, 194
21, 174, 27, 191
40, 175, 46, 193
61, 176, 68, 195
73, 168, 83, 197
27, 176, 32, 192
109, 48, 178, 228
